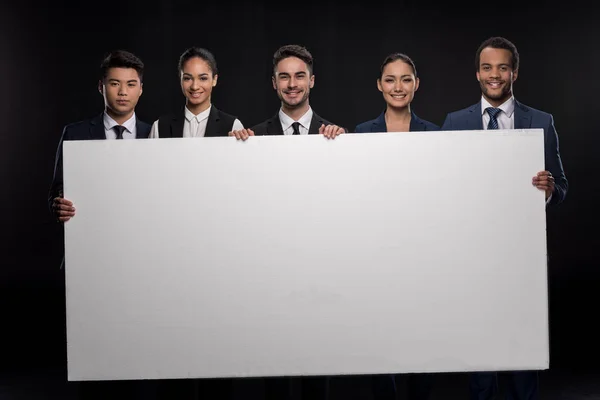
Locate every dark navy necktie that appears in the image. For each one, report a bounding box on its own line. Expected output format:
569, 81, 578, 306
485, 107, 502, 130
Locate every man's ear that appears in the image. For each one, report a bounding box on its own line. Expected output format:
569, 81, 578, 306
98, 80, 103, 95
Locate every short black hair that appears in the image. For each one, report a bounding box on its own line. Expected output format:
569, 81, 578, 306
178, 47, 218, 76
475, 36, 520, 71
379, 53, 417, 78
100, 50, 144, 82
273, 44, 313, 75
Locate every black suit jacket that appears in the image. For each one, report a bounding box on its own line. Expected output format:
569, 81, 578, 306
441, 99, 568, 205
251, 111, 337, 135
157, 105, 237, 138
48, 113, 151, 214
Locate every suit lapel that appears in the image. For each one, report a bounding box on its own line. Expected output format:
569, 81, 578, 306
204, 106, 220, 137
372, 112, 387, 133
514, 100, 531, 129
468, 103, 484, 130
308, 112, 325, 135
90, 113, 106, 140
409, 111, 426, 132
266, 114, 284, 135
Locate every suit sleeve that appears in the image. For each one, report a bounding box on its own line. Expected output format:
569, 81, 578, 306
48, 125, 69, 217
441, 113, 453, 130
545, 114, 568, 205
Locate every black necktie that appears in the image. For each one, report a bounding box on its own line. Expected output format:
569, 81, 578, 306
113, 125, 127, 139
292, 122, 301, 135
485, 107, 502, 130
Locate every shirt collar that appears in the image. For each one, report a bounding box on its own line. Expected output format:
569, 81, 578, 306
103, 112, 136, 132
279, 107, 313, 131
481, 95, 515, 118
185, 104, 212, 122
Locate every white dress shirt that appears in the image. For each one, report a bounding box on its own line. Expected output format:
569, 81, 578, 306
481, 96, 515, 130
279, 107, 313, 135
149, 105, 244, 138
104, 112, 137, 139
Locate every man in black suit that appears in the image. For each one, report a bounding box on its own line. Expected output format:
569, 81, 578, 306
229, 44, 344, 140
48, 51, 151, 399
49, 50, 150, 222
229, 44, 343, 400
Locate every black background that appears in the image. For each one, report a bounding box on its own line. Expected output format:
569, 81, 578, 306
1, 0, 598, 397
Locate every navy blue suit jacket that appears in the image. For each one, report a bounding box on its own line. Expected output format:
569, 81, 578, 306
354, 110, 440, 133
48, 113, 151, 214
441, 100, 568, 205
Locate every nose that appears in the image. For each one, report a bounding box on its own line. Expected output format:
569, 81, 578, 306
394, 82, 402, 92
191, 78, 200, 90
287, 76, 297, 88
118, 84, 127, 96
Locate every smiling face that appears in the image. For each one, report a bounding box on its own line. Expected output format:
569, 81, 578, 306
377, 59, 419, 110
272, 56, 314, 112
180, 56, 217, 113
476, 47, 518, 107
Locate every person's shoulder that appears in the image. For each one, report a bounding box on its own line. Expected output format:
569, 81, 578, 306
136, 118, 152, 137
354, 118, 378, 133
250, 116, 275, 133
312, 112, 334, 126
421, 119, 441, 131
213, 106, 237, 121
515, 101, 552, 119
61, 115, 100, 139
445, 103, 479, 118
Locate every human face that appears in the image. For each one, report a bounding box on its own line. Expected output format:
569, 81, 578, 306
377, 59, 419, 110
272, 56, 314, 110
99, 67, 143, 122
476, 47, 518, 107
180, 57, 217, 113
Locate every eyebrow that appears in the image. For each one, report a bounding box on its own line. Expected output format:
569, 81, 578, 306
182, 72, 209, 77
108, 78, 139, 83
383, 74, 412, 78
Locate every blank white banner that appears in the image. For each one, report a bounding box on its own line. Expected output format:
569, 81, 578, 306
63, 129, 548, 381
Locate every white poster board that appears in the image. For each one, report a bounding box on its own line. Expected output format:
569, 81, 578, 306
63, 129, 548, 381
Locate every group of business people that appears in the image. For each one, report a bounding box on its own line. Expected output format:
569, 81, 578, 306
49, 36, 567, 400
